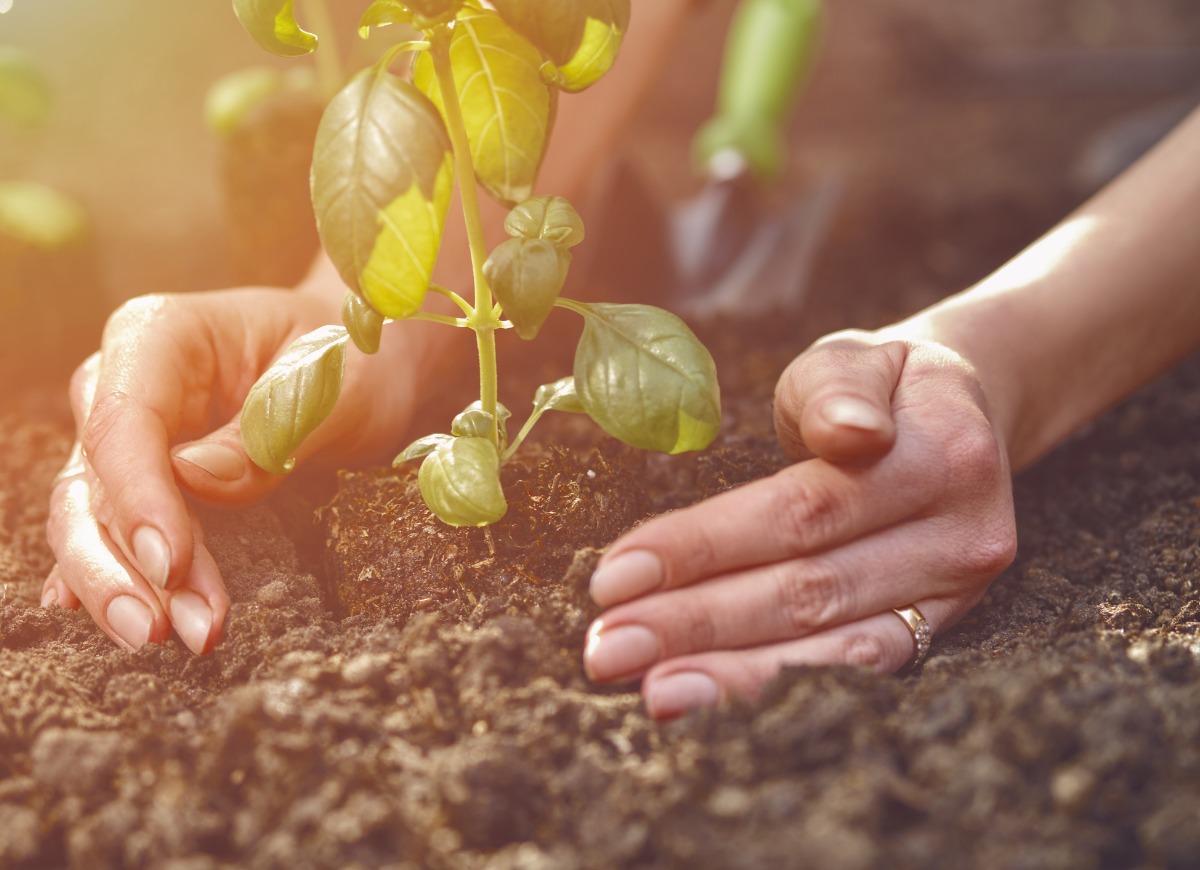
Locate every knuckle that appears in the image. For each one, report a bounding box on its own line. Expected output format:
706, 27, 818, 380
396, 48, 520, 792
772, 564, 841, 635
80, 390, 132, 461
103, 293, 173, 340
965, 520, 1019, 578
676, 601, 717, 653
772, 472, 844, 550
840, 631, 888, 671
941, 420, 1005, 487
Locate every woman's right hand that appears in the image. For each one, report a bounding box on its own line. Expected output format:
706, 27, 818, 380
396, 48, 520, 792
42, 280, 425, 654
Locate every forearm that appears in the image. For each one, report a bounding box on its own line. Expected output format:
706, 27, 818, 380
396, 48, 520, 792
897, 105, 1200, 471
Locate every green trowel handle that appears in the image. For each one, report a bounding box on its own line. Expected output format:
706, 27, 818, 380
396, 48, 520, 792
693, 0, 824, 180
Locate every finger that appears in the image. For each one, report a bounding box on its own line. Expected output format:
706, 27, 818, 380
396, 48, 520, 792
585, 517, 985, 683
41, 565, 81, 610
47, 476, 171, 649
589, 450, 939, 608
77, 297, 203, 591
171, 418, 281, 505
774, 333, 905, 464
639, 601, 953, 721
155, 542, 230, 655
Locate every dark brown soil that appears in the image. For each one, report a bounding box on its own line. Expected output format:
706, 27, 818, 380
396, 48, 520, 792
3, 1, 1199, 868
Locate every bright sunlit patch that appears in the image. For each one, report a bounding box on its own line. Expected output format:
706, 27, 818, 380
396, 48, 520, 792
975, 215, 1099, 296
0, 1, 12, 14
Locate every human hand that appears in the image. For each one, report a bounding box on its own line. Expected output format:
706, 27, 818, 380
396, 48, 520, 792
582, 328, 1019, 719
42, 282, 425, 654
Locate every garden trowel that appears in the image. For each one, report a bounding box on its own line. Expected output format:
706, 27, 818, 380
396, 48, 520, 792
586, 0, 838, 318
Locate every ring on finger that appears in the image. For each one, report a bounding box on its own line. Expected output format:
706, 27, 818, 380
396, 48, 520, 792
892, 604, 931, 674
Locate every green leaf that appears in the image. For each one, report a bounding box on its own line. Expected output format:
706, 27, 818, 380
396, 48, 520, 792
573, 303, 721, 454
451, 400, 511, 441
393, 432, 454, 465
358, 0, 411, 36
0, 48, 52, 129
359, 0, 461, 34
240, 325, 348, 474
419, 436, 508, 526
412, 7, 553, 203
504, 195, 585, 248
491, 0, 630, 92
0, 181, 88, 251
232, 0, 318, 58
203, 67, 286, 136
341, 290, 385, 354
533, 376, 585, 415
484, 237, 570, 340
312, 67, 455, 319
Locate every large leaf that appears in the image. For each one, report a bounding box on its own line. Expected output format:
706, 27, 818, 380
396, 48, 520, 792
232, 0, 318, 57
573, 304, 721, 454
312, 68, 454, 318
0, 48, 52, 128
412, 7, 552, 203
419, 436, 508, 526
492, 0, 630, 92
240, 326, 348, 474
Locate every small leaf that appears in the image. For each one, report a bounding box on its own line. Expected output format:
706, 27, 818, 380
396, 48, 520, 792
358, 0, 410, 36
341, 291, 385, 354
241, 326, 348, 474
492, 0, 630, 92
0, 48, 52, 129
484, 237, 570, 340
0, 181, 88, 251
232, 0, 318, 58
533, 376, 585, 415
419, 437, 508, 526
452, 400, 511, 441
504, 195, 585, 248
412, 7, 552, 203
393, 432, 454, 465
573, 304, 721, 454
360, 0, 462, 35
312, 68, 454, 318
203, 67, 286, 136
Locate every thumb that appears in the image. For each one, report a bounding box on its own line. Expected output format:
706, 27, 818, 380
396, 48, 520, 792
774, 333, 906, 464
171, 420, 284, 505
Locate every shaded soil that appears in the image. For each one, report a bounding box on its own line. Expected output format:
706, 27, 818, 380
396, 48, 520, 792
2, 1, 1200, 867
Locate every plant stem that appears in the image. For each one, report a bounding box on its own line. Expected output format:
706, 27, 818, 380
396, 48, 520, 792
299, 0, 343, 100
429, 283, 474, 316
408, 312, 471, 328
429, 25, 500, 447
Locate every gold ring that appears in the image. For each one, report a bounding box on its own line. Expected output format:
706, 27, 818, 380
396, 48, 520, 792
892, 604, 932, 674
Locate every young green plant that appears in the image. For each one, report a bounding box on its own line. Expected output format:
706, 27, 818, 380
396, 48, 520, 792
234, 0, 722, 527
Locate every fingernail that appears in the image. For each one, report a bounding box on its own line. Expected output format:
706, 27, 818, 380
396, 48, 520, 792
590, 550, 663, 606
41, 587, 58, 608
174, 443, 245, 482
107, 595, 153, 649
132, 526, 172, 590
645, 671, 721, 720
169, 591, 214, 656
584, 622, 660, 682
822, 397, 884, 432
